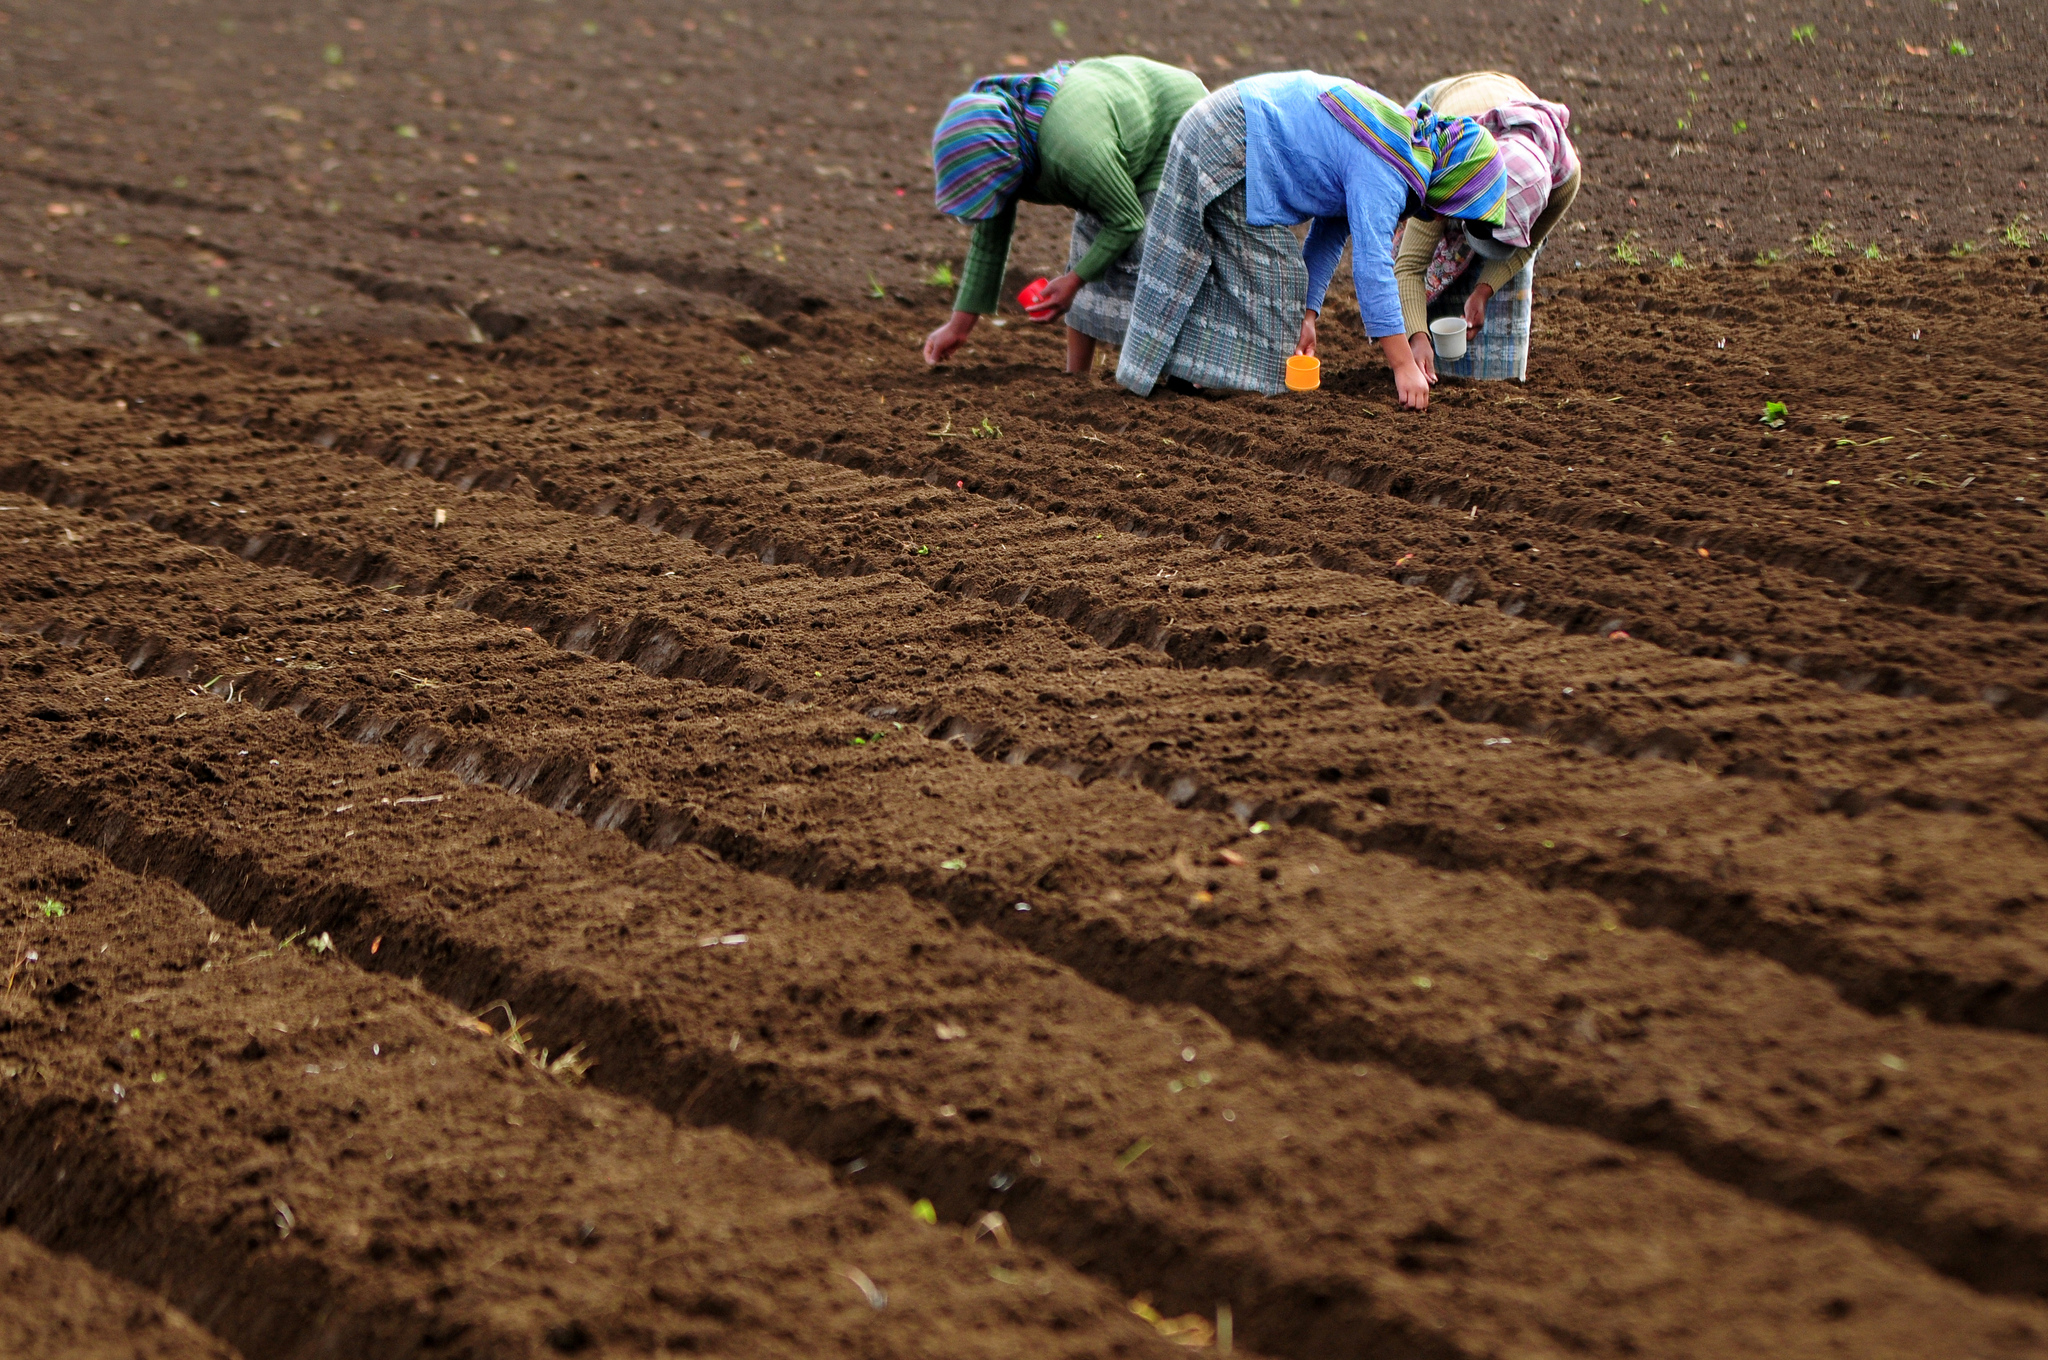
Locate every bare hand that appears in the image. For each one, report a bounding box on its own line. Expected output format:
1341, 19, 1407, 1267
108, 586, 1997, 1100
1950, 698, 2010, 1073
923, 311, 978, 365
1410, 332, 1438, 383
1296, 309, 1319, 357
1463, 282, 1495, 338
1394, 362, 1430, 411
1030, 272, 1084, 321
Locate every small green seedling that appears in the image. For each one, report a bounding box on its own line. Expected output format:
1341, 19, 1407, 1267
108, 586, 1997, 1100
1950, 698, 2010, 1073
971, 416, 1000, 438
1612, 237, 1643, 266
925, 261, 956, 288
323, 42, 344, 65
1790, 23, 1817, 43
941, 858, 966, 870
1667, 250, 1689, 269
1754, 247, 1785, 266
309, 932, 334, 955
1731, 119, 1749, 134
1947, 38, 1971, 55
1248, 821, 1272, 835
2003, 217, 2034, 249
1863, 242, 1885, 260
911, 1198, 938, 1224
1761, 401, 1789, 429
865, 271, 886, 300
36, 899, 65, 919
1949, 240, 1979, 258
1049, 18, 1070, 38
916, 544, 931, 555
1807, 227, 1837, 258
1114, 1138, 1153, 1170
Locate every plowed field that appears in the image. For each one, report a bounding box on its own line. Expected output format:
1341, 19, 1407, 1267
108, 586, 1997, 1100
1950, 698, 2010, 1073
2, 1, 2046, 1358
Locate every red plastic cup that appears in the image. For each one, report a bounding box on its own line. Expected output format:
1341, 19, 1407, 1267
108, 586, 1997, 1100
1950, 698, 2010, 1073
1016, 276, 1058, 321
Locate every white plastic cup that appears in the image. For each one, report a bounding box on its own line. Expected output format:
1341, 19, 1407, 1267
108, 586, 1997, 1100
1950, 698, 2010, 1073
1430, 315, 1468, 360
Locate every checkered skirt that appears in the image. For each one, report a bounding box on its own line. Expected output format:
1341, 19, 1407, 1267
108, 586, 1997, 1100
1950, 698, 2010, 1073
1429, 250, 1537, 382
1114, 86, 1308, 397
1062, 190, 1153, 347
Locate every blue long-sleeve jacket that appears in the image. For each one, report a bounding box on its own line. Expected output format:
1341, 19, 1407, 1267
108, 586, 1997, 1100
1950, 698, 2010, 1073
1238, 71, 1410, 338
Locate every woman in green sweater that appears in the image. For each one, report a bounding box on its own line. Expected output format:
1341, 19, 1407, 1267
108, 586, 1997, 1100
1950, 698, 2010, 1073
923, 56, 1207, 374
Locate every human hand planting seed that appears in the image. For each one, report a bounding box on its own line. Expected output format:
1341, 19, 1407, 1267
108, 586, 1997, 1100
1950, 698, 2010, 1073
923, 311, 978, 365
1463, 280, 1494, 338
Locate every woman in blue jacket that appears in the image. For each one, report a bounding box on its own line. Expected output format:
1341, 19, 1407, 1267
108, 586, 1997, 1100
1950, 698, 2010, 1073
1116, 71, 1505, 409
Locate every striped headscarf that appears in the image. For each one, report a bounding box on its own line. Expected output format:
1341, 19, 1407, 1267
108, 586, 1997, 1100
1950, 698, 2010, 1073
931, 62, 1074, 221
1316, 79, 1506, 224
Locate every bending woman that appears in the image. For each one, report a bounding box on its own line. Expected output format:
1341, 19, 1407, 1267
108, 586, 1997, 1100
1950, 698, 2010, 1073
1116, 71, 1505, 409
1396, 71, 1580, 382
923, 56, 1208, 374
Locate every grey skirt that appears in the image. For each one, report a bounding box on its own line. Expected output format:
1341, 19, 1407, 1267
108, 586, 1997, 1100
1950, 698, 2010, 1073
1114, 85, 1308, 397
1062, 190, 1153, 347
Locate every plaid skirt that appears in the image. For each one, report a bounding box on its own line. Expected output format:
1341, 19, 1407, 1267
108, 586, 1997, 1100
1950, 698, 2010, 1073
1115, 86, 1307, 397
1063, 191, 1153, 347
1429, 250, 1538, 382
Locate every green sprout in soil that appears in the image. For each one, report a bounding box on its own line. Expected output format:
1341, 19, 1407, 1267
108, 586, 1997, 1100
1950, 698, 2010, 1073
1611, 235, 1643, 266
323, 42, 344, 65
1863, 241, 1885, 260
36, 899, 65, 919
1049, 18, 1070, 39
1946, 38, 1971, 55
1732, 119, 1749, 134
1790, 23, 1817, 43
1949, 240, 1979, 258
1667, 250, 1689, 268
866, 271, 886, 299
941, 858, 967, 870
916, 544, 931, 555
1807, 227, 1838, 258
1761, 401, 1790, 429
2002, 216, 2034, 249
925, 262, 956, 288
971, 416, 1000, 438
1754, 247, 1785, 266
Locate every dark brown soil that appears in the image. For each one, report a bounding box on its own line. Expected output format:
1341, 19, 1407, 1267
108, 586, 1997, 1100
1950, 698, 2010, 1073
0, 1225, 238, 1360
0, 1, 2045, 1357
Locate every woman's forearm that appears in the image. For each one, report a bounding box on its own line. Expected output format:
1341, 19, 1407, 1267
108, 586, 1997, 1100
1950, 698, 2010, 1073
953, 206, 1019, 316
1394, 217, 1446, 338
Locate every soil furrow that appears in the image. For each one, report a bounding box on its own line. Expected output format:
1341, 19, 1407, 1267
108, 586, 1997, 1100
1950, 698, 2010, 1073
13, 404, 2044, 1037
0, 1225, 240, 1360
5, 667, 2045, 1360
8, 503, 2048, 1306
0, 819, 1175, 1360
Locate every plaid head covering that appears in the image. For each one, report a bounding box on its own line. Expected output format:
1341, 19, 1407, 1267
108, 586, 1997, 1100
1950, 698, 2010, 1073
1477, 98, 1578, 247
1316, 79, 1506, 224
931, 62, 1074, 221
1421, 95, 1578, 300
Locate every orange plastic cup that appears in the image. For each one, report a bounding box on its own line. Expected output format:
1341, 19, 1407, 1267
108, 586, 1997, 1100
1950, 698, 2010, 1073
1285, 355, 1321, 391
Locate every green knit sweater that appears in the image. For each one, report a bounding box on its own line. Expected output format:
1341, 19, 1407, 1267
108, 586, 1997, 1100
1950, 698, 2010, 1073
952, 56, 1207, 316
